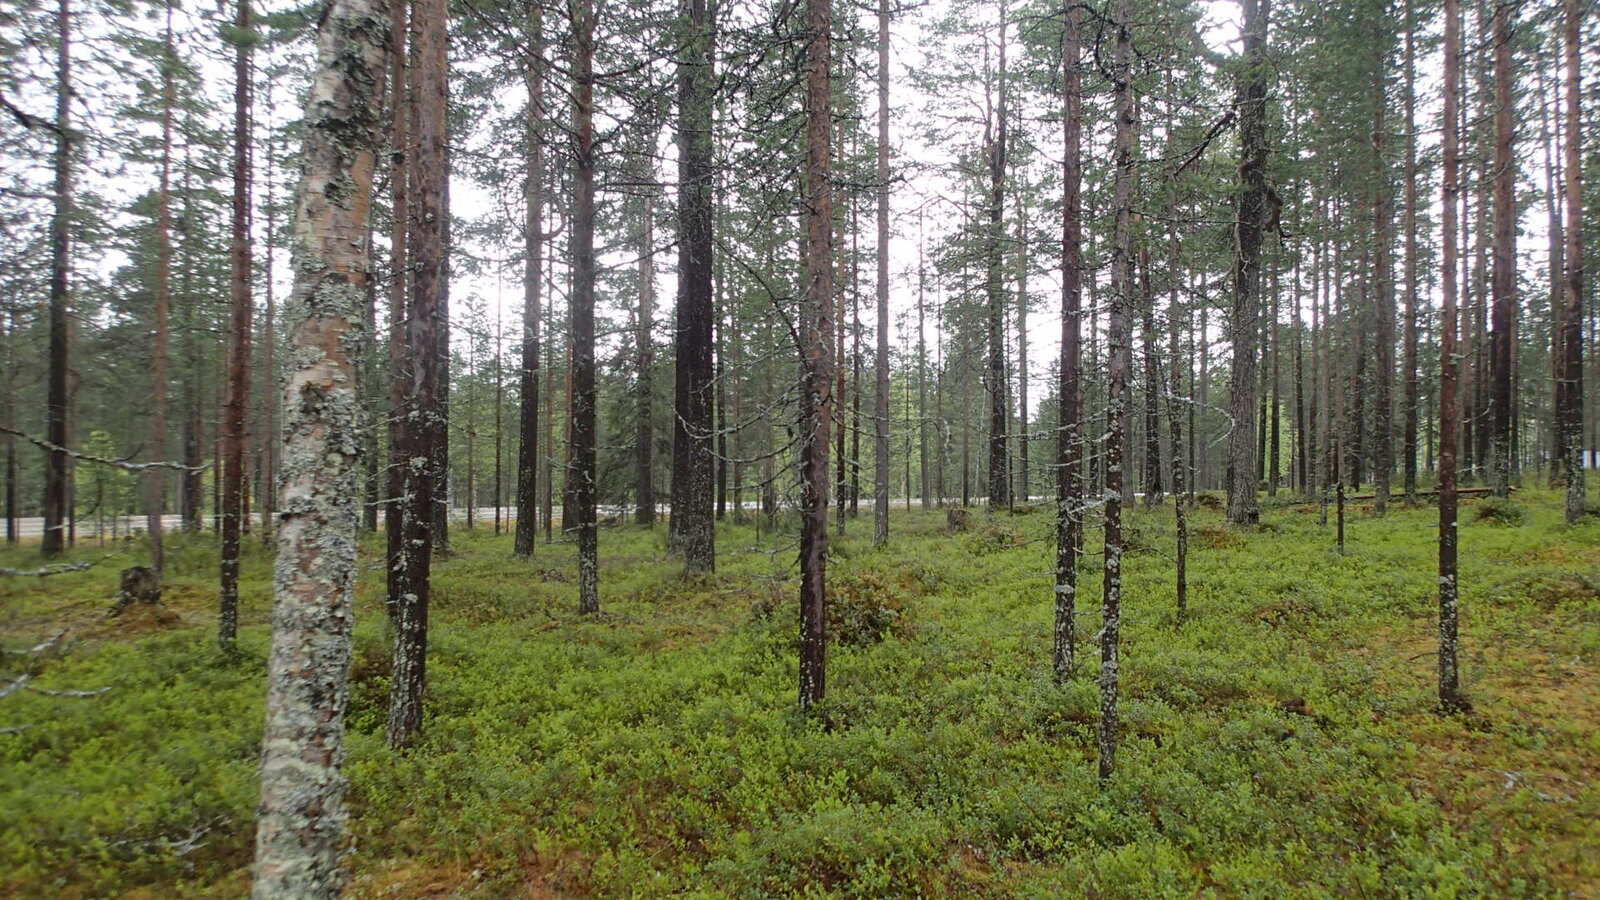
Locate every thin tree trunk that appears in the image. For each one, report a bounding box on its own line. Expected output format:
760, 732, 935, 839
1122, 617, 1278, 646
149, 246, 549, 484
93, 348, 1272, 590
1372, 43, 1394, 515
985, 2, 1010, 510
514, 18, 543, 555
1402, 0, 1420, 503
799, 0, 832, 711
636, 149, 656, 526
387, 0, 446, 750
1054, 4, 1083, 682
41, 0, 72, 559
1139, 248, 1162, 506
873, 0, 890, 546
146, 2, 175, 579
261, 85, 279, 540
569, 0, 599, 613
250, 0, 385, 889
385, 0, 410, 602
1167, 219, 1187, 621
1017, 200, 1029, 503
1560, 0, 1586, 522
219, 0, 254, 647
917, 221, 929, 509
1539, 58, 1564, 485
1438, 0, 1466, 714
1488, 0, 1514, 497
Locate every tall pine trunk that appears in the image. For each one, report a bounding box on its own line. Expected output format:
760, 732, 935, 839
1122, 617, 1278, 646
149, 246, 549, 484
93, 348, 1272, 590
1487, 1, 1514, 497
1226, 0, 1270, 526
799, 0, 832, 710
514, 18, 544, 554
636, 150, 656, 525
1559, 0, 1585, 522
388, 0, 446, 750
671, 0, 716, 571
1438, 0, 1466, 714
1402, 0, 1420, 503
219, 0, 254, 647
146, 2, 175, 578
41, 0, 72, 559
569, 0, 599, 613
384, 0, 410, 599
872, 0, 890, 546
1372, 44, 1394, 515
1053, 3, 1082, 680
985, 2, 1010, 510
1099, 0, 1134, 780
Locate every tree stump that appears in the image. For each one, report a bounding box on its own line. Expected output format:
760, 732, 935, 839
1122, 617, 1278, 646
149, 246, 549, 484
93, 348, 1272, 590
946, 508, 970, 533
109, 566, 161, 616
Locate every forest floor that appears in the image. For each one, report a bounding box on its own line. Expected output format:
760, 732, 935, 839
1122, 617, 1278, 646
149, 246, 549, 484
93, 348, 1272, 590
1, 489, 1597, 898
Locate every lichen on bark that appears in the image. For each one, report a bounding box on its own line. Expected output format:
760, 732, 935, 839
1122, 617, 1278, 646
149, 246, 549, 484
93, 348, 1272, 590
251, 0, 387, 895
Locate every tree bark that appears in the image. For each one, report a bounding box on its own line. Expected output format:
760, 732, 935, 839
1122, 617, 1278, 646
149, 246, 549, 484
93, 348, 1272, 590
671, 0, 716, 572
1167, 220, 1187, 621
1099, 0, 1134, 781
145, 3, 176, 579
1056, 3, 1081, 662
1488, 1, 1514, 497
569, 0, 599, 613
387, 0, 445, 750
42, 0, 72, 559
514, 18, 544, 554
1139, 248, 1162, 506
1372, 41, 1393, 515
384, 0, 411, 600
985, 1, 1010, 510
1226, 0, 1270, 526
873, 0, 890, 546
799, 0, 832, 711
1402, 0, 1420, 503
1559, 0, 1585, 522
251, 0, 386, 890
220, 0, 254, 647
1438, 0, 1466, 714
636, 147, 656, 526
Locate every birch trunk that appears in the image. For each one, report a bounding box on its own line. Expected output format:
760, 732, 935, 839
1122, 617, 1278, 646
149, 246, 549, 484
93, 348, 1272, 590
251, 0, 386, 890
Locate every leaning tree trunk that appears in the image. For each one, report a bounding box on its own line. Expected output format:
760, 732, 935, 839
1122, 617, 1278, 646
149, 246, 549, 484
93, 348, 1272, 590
250, 0, 386, 892
1225, 0, 1271, 527
219, 0, 254, 648
798, 0, 833, 711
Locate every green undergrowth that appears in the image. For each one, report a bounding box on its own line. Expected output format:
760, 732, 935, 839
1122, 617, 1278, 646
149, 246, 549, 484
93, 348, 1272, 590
1, 490, 1597, 898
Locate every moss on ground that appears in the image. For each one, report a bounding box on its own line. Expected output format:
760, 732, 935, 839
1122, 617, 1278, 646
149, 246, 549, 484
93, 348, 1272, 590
1, 490, 1596, 897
